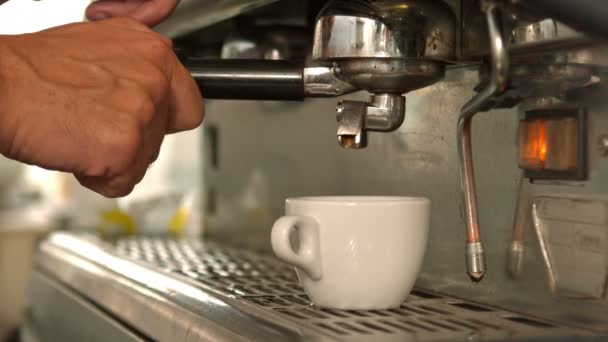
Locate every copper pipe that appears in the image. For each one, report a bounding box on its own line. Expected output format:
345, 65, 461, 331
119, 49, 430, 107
511, 177, 530, 243
458, 107, 485, 282
459, 118, 480, 244
457, 1, 510, 283
507, 175, 531, 278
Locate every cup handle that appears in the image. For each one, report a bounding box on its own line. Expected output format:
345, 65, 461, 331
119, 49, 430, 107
271, 215, 322, 280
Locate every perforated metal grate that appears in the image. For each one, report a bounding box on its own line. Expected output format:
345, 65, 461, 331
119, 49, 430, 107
114, 238, 588, 341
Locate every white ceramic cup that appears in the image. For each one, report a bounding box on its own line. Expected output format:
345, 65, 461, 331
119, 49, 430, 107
271, 196, 430, 310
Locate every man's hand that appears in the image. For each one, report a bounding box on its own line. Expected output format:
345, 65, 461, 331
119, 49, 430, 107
0, 18, 204, 197
87, 0, 180, 27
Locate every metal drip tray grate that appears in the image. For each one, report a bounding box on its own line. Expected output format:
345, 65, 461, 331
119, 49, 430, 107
111, 237, 589, 341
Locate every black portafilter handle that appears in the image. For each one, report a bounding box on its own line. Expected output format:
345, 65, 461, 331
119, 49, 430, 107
180, 56, 305, 101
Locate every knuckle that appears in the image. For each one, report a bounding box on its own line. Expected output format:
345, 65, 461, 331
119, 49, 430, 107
105, 118, 143, 173
133, 94, 157, 126
117, 80, 158, 126
118, 120, 144, 155
147, 36, 173, 61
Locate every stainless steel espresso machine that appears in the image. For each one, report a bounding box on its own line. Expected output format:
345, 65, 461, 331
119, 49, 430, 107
24, 1, 608, 341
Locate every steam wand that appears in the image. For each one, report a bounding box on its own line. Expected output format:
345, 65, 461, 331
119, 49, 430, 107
457, 0, 510, 283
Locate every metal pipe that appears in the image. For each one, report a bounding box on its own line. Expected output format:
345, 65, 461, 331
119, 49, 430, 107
186, 59, 305, 101
457, 1, 510, 283
531, 203, 558, 294
507, 175, 531, 279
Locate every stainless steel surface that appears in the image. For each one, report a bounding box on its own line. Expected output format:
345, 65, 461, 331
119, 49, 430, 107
203, 64, 608, 334
32, 233, 602, 341
465, 242, 486, 283
336, 100, 368, 149
511, 18, 559, 46
333, 59, 445, 94
516, 0, 608, 41
311, 0, 453, 94
335, 94, 405, 149
25, 272, 144, 342
156, 0, 280, 38
531, 203, 558, 295
457, 0, 510, 282
312, 0, 456, 61
455, 1, 599, 282
303, 66, 358, 98
175, 0, 459, 149
528, 196, 608, 300
508, 64, 599, 101
463, 2, 593, 58
159, 0, 608, 336
37, 233, 300, 342
307, 0, 457, 148
219, 25, 311, 61
221, 37, 273, 60
365, 94, 406, 132
187, 59, 305, 101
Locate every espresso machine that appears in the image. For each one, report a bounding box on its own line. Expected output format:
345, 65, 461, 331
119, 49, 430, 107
24, 0, 608, 341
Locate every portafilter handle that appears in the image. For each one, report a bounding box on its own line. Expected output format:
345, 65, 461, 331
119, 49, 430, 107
184, 58, 306, 101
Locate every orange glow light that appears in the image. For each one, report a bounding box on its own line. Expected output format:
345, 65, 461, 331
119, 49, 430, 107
537, 121, 547, 163
520, 119, 547, 169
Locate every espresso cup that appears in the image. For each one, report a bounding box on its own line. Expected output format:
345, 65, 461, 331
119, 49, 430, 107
271, 196, 430, 310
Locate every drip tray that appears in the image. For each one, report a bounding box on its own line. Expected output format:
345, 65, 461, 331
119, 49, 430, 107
33, 233, 599, 342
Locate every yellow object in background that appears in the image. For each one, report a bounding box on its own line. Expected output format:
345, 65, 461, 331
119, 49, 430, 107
97, 193, 194, 239
98, 209, 137, 238
169, 207, 190, 237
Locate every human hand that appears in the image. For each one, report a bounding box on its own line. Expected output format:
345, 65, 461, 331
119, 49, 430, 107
87, 0, 180, 27
0, 18, 203, 197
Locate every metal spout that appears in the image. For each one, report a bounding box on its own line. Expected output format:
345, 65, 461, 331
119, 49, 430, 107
466, 242, 486, 282
314, 0, 454, 149
338, 135, 367, 149
366, 94, 406, 132
336, 94, 406, 149
337, 101, 368, 149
